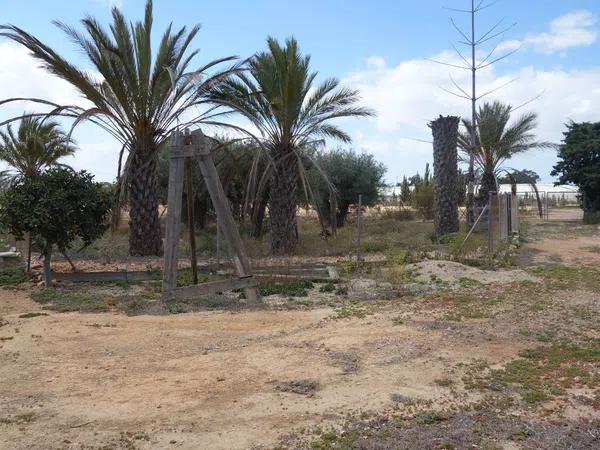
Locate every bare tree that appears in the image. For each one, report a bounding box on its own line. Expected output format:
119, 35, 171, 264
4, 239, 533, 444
430, 0, 519, 225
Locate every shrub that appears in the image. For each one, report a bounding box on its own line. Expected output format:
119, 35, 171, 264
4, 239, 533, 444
0, 169, 111, 286
413, 184, 434, 220
0, 267, 27, 285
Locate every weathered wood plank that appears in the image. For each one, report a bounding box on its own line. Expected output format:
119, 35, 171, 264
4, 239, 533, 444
190, 129, 259, 302
51, 271, 155, 282
164, 277, 258, 300
162, 131, 186, 293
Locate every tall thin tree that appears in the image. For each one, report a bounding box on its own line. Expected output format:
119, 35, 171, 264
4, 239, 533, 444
430, 0, 519, 224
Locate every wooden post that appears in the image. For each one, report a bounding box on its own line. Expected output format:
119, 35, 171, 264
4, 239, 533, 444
190, 130, 259, 302
162, 131, 185, 295
216, 215, 221, 267
356, 194, 362, 262
185, 157, 198, 285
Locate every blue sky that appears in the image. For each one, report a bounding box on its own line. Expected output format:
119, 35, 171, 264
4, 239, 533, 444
1, 0, 599, 183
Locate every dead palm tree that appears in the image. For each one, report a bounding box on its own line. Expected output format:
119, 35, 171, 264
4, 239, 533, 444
0, 116, 75, 182
458, 101, 551, 204
211, 37, 373, 254
0, 0, 240, 255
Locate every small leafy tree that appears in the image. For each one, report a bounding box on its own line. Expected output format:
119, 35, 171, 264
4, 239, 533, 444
413, 184, 435, 221
400, 176, 411, 204
311, 149, 386, 227
0, 168, 111, 286
551, 121, 600, 223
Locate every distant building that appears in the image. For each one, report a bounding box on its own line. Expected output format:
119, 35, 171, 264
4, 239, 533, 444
380, 183, 579, 201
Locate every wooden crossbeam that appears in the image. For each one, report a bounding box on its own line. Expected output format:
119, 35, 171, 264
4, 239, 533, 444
162, 129, 260, 302
165, 277, 259, 300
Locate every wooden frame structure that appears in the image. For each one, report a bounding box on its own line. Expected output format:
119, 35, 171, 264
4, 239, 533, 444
162, 129, 259, 302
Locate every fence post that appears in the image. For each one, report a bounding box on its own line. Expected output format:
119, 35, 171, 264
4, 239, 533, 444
356, 194, 362, 262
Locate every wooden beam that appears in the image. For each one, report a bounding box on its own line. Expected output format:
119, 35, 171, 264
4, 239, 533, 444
185, 156, 198, 284
164, 277, 258, 300
190, 129, 259, 302
162, 131, 186, 293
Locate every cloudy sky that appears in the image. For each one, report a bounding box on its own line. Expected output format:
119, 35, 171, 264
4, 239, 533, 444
1, 0, 599, 183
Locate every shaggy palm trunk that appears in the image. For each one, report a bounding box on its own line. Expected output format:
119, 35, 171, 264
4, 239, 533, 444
268, 151, 298, 254
478, 171, 497, 207
128, 149, 162, 256
431, 115, 460, 237
250, 191, 269, 238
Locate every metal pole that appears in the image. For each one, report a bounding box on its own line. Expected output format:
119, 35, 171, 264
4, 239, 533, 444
356, 194, 362, 262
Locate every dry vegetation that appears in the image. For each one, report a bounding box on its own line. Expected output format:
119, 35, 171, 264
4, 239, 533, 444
0, 218, 599, 449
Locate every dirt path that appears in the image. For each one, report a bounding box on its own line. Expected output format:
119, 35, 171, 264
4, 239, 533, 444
519, 234, 600, 266
0, 288, 526, 450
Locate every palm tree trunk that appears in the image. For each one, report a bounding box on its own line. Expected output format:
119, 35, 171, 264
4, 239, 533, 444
251, 191, 269, 238
478, 171, 497, 207
431, 115, 460, 237
268, 153, 298, 254
43, 249, 52, 288
128, 150, 162, 256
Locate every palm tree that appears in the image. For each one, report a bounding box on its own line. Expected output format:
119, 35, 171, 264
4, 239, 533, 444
431, 115, 460, 237
211, 37, 373, 254
0, 116, 75, 182
0, 0, 240, 256
458, 101, 551, 204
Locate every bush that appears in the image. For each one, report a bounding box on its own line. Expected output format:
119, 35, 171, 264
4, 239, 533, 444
0, 169, 112, 286
0, 267, 27, 285
413, 185, 434, 220
583, 211, 600, 224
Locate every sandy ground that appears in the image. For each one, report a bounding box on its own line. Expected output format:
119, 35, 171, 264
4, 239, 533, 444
0, 289, 525, 450
1, 226, 599, 449
520, 234, 600, 266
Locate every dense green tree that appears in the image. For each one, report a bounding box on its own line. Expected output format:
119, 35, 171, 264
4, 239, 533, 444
458, 101, 551, 204
1, 0, 239, 256
0, 116, 75, 182
311, 149, 386, 227
210, 37, 372, 254
0, 168, 111, 286
551, 121, 600, 222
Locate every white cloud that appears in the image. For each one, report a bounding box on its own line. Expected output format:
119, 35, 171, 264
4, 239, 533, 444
344, 50, 600, 182
0, 43, 119, 182
524, 10, 598, 54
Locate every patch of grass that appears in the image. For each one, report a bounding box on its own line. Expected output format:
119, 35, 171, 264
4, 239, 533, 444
429, 292, 499, 322
93, 279, 134, 289
331, 299, 371, 320
458, 277, 483, 289
463, 342, 600, 404
0, 267, 27, 285
31, 289, 126, 313
318, 282, 336, 293
260, 280, 313, 297
176, 269, 210, 287
530, 264, 600, 292
334, 286, 348, 296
